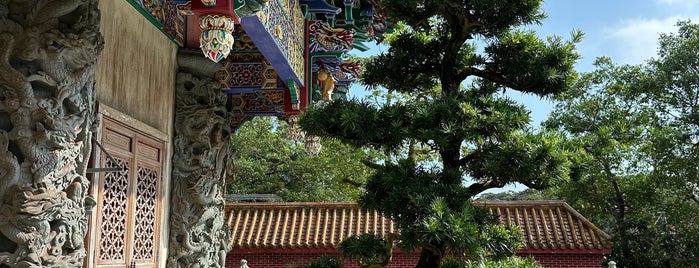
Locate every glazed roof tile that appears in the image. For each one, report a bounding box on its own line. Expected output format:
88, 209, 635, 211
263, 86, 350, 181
474, 200, 613, 251
224, 200, 612, 251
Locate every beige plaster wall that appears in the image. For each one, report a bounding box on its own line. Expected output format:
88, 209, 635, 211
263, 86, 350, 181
95, 0, 177, 134
90, 1, 177, 267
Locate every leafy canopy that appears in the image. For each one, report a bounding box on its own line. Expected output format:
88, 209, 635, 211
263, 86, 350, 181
299, 0, 581, 266
228, 117, 378, 201
542, 21, 699, 267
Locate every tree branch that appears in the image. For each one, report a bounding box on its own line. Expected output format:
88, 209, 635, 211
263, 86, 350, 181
467, 178, 506, 196
456, 151, 479, 167
361, 159, 384, 170
458, 67, 534, 92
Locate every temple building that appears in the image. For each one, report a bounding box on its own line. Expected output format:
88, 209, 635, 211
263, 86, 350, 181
0, 0, 392, 267
224, 201, 612, 268
0, 1, 612, 268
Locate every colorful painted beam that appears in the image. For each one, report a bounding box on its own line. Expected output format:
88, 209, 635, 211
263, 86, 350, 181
239, 0, 305, 89
126, 0, 187, 45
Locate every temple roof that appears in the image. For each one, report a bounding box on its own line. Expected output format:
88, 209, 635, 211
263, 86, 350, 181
474, 200, 613, 252
224, 200, 612, 252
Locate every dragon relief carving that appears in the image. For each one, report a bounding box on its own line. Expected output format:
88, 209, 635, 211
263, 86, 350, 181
168, 71, 232, 268
308, 20, 356, 53
0, 0, 104, 267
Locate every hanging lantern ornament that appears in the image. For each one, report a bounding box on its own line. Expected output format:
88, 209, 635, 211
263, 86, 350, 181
305, 135, 322, 156
284, 115, 304, 141
199, 14, 235, 63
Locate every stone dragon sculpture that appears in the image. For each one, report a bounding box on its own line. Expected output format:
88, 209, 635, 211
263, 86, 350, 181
167, 51, 232, 268
0, 0, 103, 267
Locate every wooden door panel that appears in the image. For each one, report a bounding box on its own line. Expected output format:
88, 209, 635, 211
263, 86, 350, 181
96, 154, 131, 265
93, 116, 164, 268
131, 163, 159, 263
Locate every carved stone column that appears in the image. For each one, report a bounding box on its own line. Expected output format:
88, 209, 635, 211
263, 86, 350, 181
0, 0, 103, 267
167, 51, 232, 268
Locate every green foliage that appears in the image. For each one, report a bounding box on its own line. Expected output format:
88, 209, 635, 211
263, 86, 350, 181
288, 255, 343, 268
475, 189, 550, 201
339, 234, 393, 268
544, 22, 699, 267
229, 117, 378, 201
544, 57, 664, 267
299, 1, 581, 266
442, 256, 543, 268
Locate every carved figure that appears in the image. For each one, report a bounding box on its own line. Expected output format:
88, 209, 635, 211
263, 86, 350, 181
167, 53, 232, 268
309, 20, 356, 53
0, 0, 103, 267
317, 68, 337, 101
341, 60, 362, 80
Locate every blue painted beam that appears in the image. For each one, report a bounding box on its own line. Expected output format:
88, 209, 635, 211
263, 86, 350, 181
299, 0, 341, 16
240, 16, 304, 88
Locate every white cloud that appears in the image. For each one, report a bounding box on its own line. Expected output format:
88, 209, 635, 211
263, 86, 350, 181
604, 16, 691, 64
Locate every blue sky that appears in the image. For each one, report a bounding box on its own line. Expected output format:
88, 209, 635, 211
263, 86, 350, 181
512, 0, 699, 125
347, 0, 699, 193
350, 0, 699, 125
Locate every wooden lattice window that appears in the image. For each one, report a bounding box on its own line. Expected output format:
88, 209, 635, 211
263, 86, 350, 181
94, 116, 164, 268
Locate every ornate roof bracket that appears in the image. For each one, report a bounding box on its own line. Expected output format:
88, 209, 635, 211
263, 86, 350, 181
239, 0, 305, 88
299, 0, 342, 18
342, 0, 354, 25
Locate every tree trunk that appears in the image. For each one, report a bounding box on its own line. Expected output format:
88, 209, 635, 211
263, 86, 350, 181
414, 248, 442, 268
0, 1, 103, 267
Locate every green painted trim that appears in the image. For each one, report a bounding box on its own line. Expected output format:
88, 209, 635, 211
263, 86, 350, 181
274, 0, 292, 20
352, 42, 369, 51
300, 4, 309, 18
287, 79, 299, 103
343, 3, 353, 22
234, 0, 245, 10
125, 0, 182, 46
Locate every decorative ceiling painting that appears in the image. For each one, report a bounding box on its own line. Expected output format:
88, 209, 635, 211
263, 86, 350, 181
217, 53, 279, 90
127, 0, 187, 45
126, 0, 397, 129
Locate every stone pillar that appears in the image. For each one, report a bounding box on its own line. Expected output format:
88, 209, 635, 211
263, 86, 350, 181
167, 50, 232, 268
0, 0, 103, 267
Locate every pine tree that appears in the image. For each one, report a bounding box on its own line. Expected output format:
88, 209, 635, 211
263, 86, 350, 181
299, 1, 581, 267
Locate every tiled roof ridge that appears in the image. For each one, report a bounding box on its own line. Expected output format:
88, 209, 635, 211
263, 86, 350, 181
224, 200, 613, 251
474, 200, 613, 241
226, 201, 358, 207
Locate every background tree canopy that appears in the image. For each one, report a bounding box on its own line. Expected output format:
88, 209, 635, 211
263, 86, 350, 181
228, 117, 379, 202
298, 0, 582, 267
539, 21, 699, 268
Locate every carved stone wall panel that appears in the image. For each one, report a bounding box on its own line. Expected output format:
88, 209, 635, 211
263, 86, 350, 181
0, 0, 103, 267
167, 53, 232, 268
